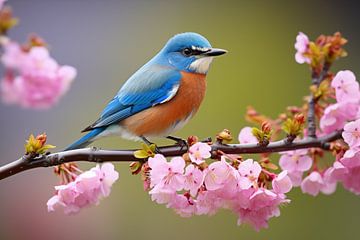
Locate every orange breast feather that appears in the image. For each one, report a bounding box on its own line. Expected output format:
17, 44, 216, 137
121, 71, 207, 137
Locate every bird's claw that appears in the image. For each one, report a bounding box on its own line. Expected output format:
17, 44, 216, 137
167, 136, 189, 151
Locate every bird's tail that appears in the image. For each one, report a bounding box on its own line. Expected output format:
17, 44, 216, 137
64, 127, 106, 151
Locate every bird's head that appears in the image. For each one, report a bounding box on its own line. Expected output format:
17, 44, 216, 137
158, 32, 227, 74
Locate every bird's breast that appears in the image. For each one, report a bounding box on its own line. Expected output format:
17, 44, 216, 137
121, 71, 207, 137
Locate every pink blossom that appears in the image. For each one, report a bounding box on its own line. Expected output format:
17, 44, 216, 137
149, 186, 175, 204
188, 142, 211, 164
91, 163, 119, 197
1, 43, 76, 109
342, 166, 360, 195
236, 189, 289, 231
238, 159, 262, 189
301, 172, 324, 196
279, 149, 312, 173
0, 0, 6, 10
331, 70, 360, 103
47, 163, 119, 214
168, 194, 196, 217
323, 161, 347, 183
183, 164, 205, 196
204, 159, 238, 191
340, 148, 360, 168
272, 171, 292, 194
148, 155, 185, 191
342, 119, 360, 148
238, 127, 258, 144
195, 190, 222, 215
320, 102, 358, 134
294, 32, 311, 64
287, 171, 303, 187
1, 40, 26, 69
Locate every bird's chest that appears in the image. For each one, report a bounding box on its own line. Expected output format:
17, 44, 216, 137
122, 72, 207, 136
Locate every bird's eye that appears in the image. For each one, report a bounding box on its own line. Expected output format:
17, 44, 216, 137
182, 48, 192, 56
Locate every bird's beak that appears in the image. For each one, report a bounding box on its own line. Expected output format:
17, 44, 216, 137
202, 48, 228, 57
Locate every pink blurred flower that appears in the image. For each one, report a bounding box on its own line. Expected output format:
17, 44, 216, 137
1, 40, 25, 69
331, 70, 360, 103
294, 32, 311, 64
148, 155, 185, 191
342, 119, 360, 148
272, 171, 292, 194
183, 164, 205, 196
301, 172, 324, 196
1, 42, 76, 109
0, 0, 6, 10
279, 149, 312, 173
238, 127, 258, 144
188, 142, 211, 164
47, 163, 119, 214
238, 159, 262, 189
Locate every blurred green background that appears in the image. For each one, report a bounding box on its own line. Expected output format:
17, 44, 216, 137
1, 0, 360, 239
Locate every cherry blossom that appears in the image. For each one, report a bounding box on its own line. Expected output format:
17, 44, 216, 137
148, 155, 185, 191
0, 41, 76, 109
279, 149, 312, 173
188, 142, 211, 164
300, 172, 324, 196
294, 32, 311, 64
238, 159, 262, 189
342, 119, 360, 148
183, 164, 205, 196
238, 127, 258, 144
47, 163, 119, 214
331, 70, 360, 103
272, 171, 292, 194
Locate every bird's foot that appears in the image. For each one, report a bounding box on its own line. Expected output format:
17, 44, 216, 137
166, 136, 188, 151
141, 136, 162, 154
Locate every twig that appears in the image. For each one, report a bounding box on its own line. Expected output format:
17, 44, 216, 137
307, 62, 331, 138
0, 130, 342, 181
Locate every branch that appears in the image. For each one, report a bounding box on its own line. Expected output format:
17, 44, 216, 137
307, 63, 331, 138
0, 130, 342, 181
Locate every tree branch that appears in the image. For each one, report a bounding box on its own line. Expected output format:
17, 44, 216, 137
307, 63, 331, 138
0, 130, 342, 181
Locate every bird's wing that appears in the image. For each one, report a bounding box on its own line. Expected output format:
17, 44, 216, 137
82, 65, 181, 132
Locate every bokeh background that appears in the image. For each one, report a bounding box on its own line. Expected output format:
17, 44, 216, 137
1, 0, 360, 239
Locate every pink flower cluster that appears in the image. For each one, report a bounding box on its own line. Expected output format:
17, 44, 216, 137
294, 32, 311, 64
47, 163, 119, 214
0, 38, 76, 109
320, 70, 360, 133
324, 119, 360, 195
147, 142, 292, 231
277, 70, 360, 197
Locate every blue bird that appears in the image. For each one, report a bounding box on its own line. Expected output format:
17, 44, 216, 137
66, 32, 227, 150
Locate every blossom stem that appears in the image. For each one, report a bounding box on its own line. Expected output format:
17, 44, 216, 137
0, 130, 342, 181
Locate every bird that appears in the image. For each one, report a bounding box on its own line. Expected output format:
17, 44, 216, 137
65, 32, 227, 151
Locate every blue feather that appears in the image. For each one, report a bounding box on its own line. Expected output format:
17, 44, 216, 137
65, 128, 105, 150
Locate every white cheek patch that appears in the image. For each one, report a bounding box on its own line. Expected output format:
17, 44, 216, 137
189, 57, 214, 74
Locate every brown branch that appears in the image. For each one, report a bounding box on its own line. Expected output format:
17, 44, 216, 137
0, 130, 342, 181
307, 62, 331, 138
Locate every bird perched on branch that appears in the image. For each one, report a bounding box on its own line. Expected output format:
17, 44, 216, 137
66, 32, 227, 150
